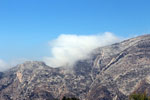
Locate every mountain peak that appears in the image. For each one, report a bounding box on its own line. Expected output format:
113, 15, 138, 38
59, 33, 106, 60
17, 61, 50, 70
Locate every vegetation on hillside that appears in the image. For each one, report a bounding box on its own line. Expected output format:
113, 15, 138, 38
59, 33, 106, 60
56, 92, 150, 100
62, 96, 80, 100
129, 92, 150, 100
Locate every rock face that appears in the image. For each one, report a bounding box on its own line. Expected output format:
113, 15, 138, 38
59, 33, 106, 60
0, 34, 150, 100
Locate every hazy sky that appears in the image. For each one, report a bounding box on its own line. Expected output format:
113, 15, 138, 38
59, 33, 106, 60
0, 0, 150, 64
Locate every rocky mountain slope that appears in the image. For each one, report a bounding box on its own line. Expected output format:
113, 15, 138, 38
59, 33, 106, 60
0, 34, 150, 100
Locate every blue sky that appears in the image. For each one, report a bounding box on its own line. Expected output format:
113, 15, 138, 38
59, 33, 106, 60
0, 0, 150, 62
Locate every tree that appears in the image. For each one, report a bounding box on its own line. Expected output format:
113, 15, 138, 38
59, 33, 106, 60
62, 96, 79, 100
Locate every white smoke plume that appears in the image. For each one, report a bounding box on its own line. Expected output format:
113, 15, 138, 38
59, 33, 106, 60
43, 32, 121, 67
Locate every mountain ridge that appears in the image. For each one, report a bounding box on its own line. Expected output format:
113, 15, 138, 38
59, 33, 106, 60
0, 34, 150, 100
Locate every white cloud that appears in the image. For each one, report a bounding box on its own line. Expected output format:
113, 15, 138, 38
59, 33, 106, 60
0, 59, 9, 71
43, 32, 121, 67
0, 58, 29, 72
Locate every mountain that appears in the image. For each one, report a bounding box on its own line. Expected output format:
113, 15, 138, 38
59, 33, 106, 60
0, 34, 150, 100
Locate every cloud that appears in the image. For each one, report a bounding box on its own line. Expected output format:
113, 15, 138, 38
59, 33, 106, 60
0, 59, 9, 71
43, 32, 121, 67
0, 58, 29, 72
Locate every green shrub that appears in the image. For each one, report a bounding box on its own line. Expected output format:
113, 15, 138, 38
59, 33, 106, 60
129, 92, 150, 100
